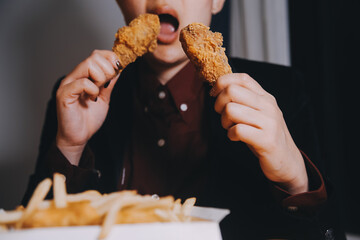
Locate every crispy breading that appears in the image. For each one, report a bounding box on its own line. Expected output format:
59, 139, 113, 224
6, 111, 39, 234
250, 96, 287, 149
112, 14, 160, 70
180, 23, 232, 85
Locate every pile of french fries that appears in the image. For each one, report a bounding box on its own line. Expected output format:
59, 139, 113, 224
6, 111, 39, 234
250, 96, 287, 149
0, 173, 197, 239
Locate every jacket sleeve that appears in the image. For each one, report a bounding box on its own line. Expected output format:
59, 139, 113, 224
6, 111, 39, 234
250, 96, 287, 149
270, 150, 327, 216
273, 69, 345, 238
21, 78, 100, 206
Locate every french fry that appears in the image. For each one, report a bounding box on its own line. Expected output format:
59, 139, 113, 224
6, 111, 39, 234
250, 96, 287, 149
92, 191, 137, 215
154, 209, 172, 221
0, 210, 23, 224
53, 173, 67, 208
172, 199, 182, 215
15, 178, 52, 229
98, 195, 129, 240
99, 194, 175, 239
181, 197, 196, 221
67, 190, 102, 202
92, 192, 124, 215
1, 173, 199, 240
0, 224, 7, 232
38, 200, 52, 210
130, 196, 174, 210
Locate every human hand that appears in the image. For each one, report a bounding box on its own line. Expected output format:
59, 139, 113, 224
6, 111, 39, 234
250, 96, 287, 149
55, 50, 120, 165
211, 73, 308, 195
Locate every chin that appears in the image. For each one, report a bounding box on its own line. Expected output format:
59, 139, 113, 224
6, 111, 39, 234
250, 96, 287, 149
146, 44, 188, 67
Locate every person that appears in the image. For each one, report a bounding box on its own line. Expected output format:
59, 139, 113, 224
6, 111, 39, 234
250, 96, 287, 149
23, 0, 345, 239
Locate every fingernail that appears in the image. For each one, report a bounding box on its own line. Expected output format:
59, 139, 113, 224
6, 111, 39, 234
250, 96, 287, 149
116, 60, 121, 70
104, 81, 110, 88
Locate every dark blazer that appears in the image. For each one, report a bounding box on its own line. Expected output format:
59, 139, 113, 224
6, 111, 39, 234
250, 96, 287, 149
23, 57, 345, 240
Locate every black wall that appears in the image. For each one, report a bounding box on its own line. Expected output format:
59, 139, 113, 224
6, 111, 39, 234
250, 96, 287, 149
212, 0, 360, 233
289, 0, 360, 234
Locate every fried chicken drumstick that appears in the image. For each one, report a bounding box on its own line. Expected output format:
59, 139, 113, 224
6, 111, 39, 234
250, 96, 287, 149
112, 13, 160, 71
180, 23, 232, 85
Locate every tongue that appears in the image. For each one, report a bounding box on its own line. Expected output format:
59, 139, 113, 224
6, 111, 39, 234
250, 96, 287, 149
160, 22, 175, 35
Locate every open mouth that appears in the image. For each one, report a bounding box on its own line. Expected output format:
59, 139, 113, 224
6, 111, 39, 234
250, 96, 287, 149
159, 14, 179, 34
157, 13, 180, 44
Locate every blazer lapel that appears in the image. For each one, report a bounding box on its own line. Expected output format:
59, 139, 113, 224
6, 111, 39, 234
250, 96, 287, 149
99, 62, 138, 192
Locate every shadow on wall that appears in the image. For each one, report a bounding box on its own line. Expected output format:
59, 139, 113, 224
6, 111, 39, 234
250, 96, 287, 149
0, 0, 124, 209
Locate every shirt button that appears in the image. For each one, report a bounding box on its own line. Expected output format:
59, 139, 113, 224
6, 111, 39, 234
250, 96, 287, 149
158, 91, 166, 99
157, 138, 165, 147
324, 228, 335, 240
180, 103, 188, 112
287, 206, 298, 212
94, 169, 101, 178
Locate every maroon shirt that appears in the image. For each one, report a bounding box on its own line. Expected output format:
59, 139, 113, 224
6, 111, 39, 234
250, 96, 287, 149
120, 61, 209, 198
118, 60, 327, 210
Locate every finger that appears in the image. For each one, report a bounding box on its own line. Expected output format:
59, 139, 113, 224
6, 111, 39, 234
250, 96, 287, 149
92, 52, 117, 82
96, 50, 121, 72
211, 73, 266, 97
221, 102, 262, 130
214, 84, 260, 114
64, 50, 120, 86
227, 123, 262, 145
63, 58, 106, 88
58, 78, 99, 103
87, 60, 108, 86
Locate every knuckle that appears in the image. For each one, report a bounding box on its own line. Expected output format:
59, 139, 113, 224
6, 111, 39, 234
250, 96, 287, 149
215, 78, 225, 91
239, 73, 250, 80
225, 84, 238, 97
84, 57, 93, 68
238, 73, 255, 88
224, 103, 233, 116
234, 124, 243, 138
77, 78, 87, 85
269, 101, 282, 118
226, 102, 240, 118
91, 49, 100, 56
239, 73, 251, 83
267, 93, 277, 103
56, 88, 63, 100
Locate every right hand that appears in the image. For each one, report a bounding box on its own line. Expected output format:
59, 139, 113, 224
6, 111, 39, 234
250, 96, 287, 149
55, 50, 120, 165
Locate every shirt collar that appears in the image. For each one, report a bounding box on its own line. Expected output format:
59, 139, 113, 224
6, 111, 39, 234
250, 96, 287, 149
166, 61, 203, 109
137, 59, 204, 121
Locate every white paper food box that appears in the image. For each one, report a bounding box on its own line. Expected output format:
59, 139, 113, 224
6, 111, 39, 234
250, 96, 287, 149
0, 206, 230, 240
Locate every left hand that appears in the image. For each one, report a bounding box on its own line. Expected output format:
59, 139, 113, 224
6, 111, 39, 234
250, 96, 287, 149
211, 73, 308, 195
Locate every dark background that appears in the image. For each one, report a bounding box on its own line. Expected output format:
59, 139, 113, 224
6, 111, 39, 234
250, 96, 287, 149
0, 0, 358, 235
289, 0, 360, 234
213, 0, 360, 235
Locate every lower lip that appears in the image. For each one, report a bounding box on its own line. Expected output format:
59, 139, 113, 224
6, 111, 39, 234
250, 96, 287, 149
157, 22, 178, 44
